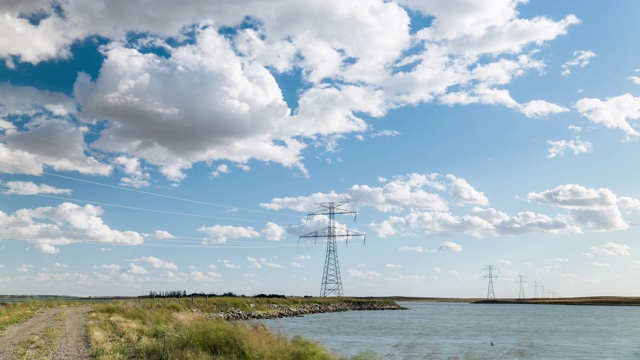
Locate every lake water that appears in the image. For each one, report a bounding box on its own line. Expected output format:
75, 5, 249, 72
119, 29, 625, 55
263, 302, 640, 359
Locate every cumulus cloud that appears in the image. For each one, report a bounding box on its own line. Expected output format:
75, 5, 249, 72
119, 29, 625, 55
446, 175, 489, 206
198, 225, 260, 244
0, 202, 144, 252
527, 184, 629, 231
134, 256, 178, 270
575, 93, 640, 137
439, 241, 463, 252
519, 100, 569, 118
0, 1, 582, 181
128, 263, 148, 274
561, 50, 596, 76
114, 156, 150, 188
151, 230, 175, 240
347, 268, 382, 279
190, 271, 221, 282
547, 138, 593, 158
591, 242, 630, 256
93, 264, 121, 271
262, 173, 487, 212
398, 246, 436, 253
1, 181, 72, 195
261, 222, 286, 241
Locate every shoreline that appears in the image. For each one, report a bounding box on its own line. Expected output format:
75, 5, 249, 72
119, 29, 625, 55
208, 300, 408, 320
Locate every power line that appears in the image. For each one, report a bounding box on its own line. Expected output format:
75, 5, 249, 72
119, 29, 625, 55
0, 161, 300, 219
16, 193, 296, 225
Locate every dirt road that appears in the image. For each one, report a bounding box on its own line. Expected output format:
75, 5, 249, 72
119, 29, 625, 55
0, 306, 92, 359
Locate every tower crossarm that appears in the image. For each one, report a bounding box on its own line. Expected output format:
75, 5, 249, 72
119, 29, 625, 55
299, 227, 365, 245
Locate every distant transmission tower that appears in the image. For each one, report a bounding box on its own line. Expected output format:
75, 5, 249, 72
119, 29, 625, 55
518, 275, 526, 299
482, 266, 499, 299
533, 281, 539, 298
299, 201, 365, 297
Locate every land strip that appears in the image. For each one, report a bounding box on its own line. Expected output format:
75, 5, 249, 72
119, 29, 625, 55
0, 306, 92, 359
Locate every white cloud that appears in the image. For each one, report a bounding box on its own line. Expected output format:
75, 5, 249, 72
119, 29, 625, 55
398, 246, 436, 253
371, 130, 400, 138
369, 219, 399, 238
198, 224, 260, 244
211, 164, 230, 178
114, 156, 150, 188
592, 262, 610, 267
1, 181, 72, 195
347, 268, 382, 279
0, 202, 144, 251
561, 50, 596, 76
498, 259, 512, 266
519, 100, 569, 118
547, 138, 593, 158
190, 271, 221, 282
627, 76, 640, 85
135, 256, 178, 270
16, 264, 34, 273
0, 1, 583, 182
261, 222, 286, 241
404, 207, 578, 238
591, 242, 630, 256
152, 230, 175, 240
295, 255, 311, 260
128, 263, 148, 274
26, 243, 60, 254
385, 264, 402, 268
446, 175, 489, 206
439, 241, 463, 252
93, 264, 121, 271
290, 262, 304, 268
575, 93, 640, 137
527, 184, 628, 231
263, 173, 482, 212
54, 263, 68, 268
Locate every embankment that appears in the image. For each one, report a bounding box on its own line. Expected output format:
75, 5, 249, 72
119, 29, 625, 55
208, 299, 407, 320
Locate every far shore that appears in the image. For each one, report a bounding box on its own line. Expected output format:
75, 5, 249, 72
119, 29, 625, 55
357, 296, 640, 306
4, 294, 640, 307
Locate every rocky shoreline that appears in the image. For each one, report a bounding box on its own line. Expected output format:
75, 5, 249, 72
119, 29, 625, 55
207, 300, 408, 320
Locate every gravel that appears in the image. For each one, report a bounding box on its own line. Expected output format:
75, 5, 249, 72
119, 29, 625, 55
0, 306, 92, 359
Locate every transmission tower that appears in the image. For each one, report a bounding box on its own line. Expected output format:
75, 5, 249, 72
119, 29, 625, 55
482, 266, 499, 299
518, 275, 526, 299
533, 281, 539, 298
299, 201, 365, 297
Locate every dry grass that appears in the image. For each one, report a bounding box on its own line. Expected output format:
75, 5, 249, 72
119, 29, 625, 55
15, 326, 62, 359
87, 300, 337, 359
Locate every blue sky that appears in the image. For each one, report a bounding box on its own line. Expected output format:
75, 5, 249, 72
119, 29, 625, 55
1, 0, 640, 298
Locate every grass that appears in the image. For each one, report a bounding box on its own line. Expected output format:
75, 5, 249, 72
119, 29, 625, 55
87, 299, 338, 359
0, 300, 67, 331
15, 326, 62, 359
2, 297, 399, 359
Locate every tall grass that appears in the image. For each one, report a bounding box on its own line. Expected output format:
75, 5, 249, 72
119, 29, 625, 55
88, 300, 337, 359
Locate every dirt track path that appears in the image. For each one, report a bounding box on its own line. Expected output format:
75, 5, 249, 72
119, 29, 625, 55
0, 306, 92, 359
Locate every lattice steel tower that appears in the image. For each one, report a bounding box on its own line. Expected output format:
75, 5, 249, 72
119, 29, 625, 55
518, 275, 526, 299
482, 265, 499, 299
299, 201, 365, 297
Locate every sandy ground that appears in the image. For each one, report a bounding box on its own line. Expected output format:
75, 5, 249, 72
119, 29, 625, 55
0, 306, 92, 359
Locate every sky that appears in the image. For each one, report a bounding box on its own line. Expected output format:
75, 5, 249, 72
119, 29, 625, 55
1, 0, 640, 298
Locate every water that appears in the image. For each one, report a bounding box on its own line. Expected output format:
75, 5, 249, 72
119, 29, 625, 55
263, 302, 640, 359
